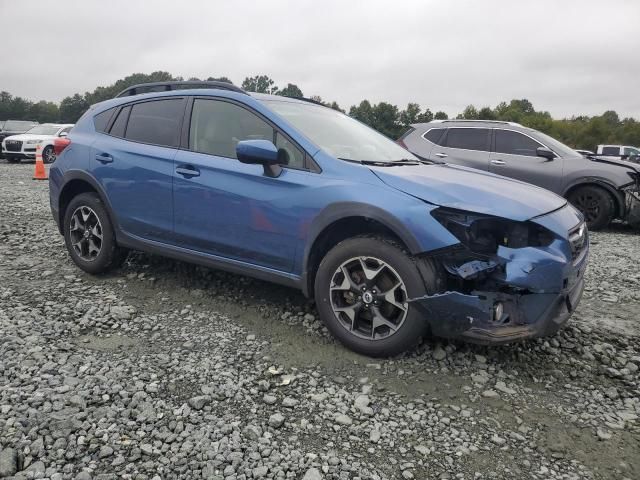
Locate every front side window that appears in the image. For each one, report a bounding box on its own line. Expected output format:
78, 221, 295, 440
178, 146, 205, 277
189, 99, 274, 159
444, 128, 490, 151
624, 147, 640, 156
495, 130, 542, 157
423, 128, 446, 145
124, 99, 184, 147
601, 146, 619, 156
275, 131, 304, 168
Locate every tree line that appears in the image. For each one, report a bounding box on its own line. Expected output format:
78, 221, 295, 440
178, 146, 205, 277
1, 72, 638, 150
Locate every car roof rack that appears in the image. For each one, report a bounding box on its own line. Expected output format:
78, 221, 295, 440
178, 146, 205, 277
430, 119, 522, 127
115, 81, 247, 98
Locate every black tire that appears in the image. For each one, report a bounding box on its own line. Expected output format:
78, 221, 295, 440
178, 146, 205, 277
314, 236, 443, 357
567, 185, 615, 231
7, 157, 20, 164
42, 145, 56, 164
63, 192, 127, 274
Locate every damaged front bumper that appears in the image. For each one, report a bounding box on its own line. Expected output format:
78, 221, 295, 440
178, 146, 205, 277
413, 205, 589, 344
624, 188, 640, 227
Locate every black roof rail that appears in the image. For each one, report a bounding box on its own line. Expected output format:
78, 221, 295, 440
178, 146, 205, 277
115, 81, 247, 98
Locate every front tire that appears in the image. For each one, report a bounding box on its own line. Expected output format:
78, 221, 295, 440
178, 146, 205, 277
314, 236, 443, 357
63, 192, 126, 274
42, 145, 56, 164
567, 185, 615, 230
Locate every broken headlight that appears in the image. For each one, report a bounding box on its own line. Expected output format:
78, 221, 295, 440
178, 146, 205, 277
431, 208, 554, 255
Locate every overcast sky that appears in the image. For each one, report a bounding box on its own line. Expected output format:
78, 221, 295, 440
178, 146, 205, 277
2, 0, 639, 118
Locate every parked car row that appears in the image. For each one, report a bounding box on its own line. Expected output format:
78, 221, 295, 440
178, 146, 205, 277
1, 122, 74, 163
398, 120, 640, 230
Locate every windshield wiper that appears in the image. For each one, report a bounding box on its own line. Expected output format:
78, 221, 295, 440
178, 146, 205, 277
338, 158, 436, 167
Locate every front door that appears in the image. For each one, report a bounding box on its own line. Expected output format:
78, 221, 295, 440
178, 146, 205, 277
172, 98, 309, 272
489, 129, 563, 193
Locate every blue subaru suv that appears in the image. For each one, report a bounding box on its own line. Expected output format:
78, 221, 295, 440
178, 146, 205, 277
49, 81, 589, 356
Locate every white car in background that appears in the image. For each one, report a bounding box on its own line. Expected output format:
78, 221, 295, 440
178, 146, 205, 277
2, 123, 74, 164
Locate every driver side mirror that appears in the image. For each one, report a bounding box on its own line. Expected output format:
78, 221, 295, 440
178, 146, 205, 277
536, 147, 556, 161
236, 139, 282, 177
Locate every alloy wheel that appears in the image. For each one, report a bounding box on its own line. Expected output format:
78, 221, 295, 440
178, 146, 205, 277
43, 147, 56, 164
572, 193, 600, 223
69, 206, 103, 261
330, 256, 409, 340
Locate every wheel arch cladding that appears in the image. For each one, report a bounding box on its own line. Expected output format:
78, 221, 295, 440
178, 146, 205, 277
301, 202, 460, 298
57, 172, 115, 235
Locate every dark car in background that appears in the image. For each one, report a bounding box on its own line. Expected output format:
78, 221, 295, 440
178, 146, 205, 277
0, 120, 39, 158
399, 120, 640, 230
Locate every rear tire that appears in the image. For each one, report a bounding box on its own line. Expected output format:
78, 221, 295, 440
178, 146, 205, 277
314, 236, 443, 357
63, 192, 127, 274
567, 185, 615, 230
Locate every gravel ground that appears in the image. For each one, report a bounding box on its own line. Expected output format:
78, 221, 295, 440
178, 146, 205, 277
0, 161, 638, 480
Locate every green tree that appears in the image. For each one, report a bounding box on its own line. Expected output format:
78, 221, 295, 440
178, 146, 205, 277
241, 75, 278, 94
276, 83, 304, 98
434, 111, 448, 120
59, 94, 90, 123
206, 76, 233, 84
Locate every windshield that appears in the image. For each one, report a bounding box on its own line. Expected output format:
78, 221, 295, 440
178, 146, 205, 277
25, 125, 61, 135
2, 120, 36, 131
264, 100, 419, 163
531, 130, 580, 158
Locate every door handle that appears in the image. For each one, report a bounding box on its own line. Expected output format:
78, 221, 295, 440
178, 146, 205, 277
491, 159, 506, 166
95, 153, 113, 164
435, 153, 448, 158
176, 165, 200, 177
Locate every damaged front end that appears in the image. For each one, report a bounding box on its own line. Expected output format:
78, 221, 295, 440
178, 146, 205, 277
623, 174, 640, 228
411, 205, 589, 344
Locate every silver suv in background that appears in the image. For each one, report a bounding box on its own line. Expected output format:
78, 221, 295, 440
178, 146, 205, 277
399, 120, 640, 230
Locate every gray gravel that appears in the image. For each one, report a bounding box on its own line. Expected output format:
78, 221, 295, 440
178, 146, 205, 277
0, 161, 638, 479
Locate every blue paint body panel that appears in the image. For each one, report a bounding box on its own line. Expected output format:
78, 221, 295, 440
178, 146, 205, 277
49, 89, 589, 344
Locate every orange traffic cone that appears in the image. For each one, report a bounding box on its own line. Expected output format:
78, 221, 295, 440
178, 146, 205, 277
33, 145, 48, 180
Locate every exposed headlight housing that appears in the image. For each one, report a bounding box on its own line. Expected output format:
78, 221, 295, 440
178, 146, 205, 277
432, 208, 554, 255
26, 139, 43, 144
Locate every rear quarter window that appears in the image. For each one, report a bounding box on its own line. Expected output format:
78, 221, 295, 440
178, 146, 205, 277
93, 108, 115, 132
423, 128, 446, 146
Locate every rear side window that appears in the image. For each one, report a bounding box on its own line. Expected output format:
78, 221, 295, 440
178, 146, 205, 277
424, 128, 446, 146
94, 108, 115, 132
602, 146, 619, 155
444, 128, 490, 151
189, 99, 274, 159
124, 99, 184, 147
109, 106, 131, 138
494, 130, 542, 156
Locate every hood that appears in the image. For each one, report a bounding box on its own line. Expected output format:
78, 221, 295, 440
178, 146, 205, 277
590, 156, 640, 172
1, 134, 53, 143
370, 163, 566, 221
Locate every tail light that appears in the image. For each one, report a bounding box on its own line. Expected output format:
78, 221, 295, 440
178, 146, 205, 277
54, 137, 71, 156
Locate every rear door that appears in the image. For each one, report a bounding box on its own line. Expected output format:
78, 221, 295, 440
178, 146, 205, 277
91, 97, 185, 242
429, 127, 491, 171
489, 129, 563, 193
